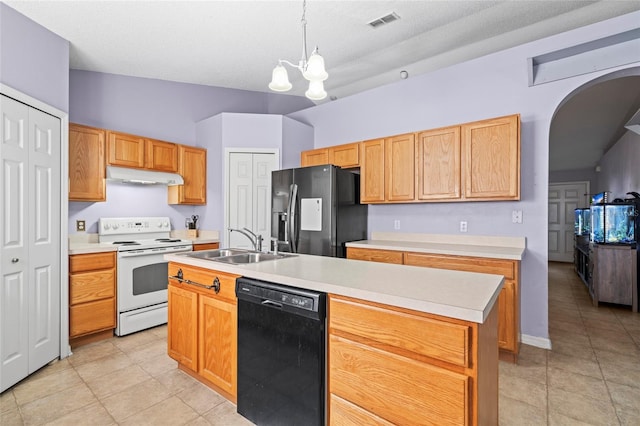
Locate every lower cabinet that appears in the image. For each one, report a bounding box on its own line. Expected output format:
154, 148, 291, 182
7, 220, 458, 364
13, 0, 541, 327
328, 294, 498, 425
69, 252, 116, 347
192, 242, 220, 251
167, 262, 239, 402
347, 247, 521, 362
591, 245, 637, 312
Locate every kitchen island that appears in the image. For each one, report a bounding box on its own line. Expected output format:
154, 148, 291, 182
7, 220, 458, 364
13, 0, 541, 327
165, 252, 504, 425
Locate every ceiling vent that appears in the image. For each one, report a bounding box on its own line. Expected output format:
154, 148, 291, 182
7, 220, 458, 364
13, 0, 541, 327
368, 12, 400, 28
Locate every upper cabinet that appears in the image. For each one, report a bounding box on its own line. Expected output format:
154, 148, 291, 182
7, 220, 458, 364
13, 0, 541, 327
168, 145, 207, 205
69, 124, 106, 201
300, 142, 361, 169
361, 134, 415, 203
360, 138, 385, 203
417, 126, 461, 200
462, 114, 520, 201
107, 131, 179, 172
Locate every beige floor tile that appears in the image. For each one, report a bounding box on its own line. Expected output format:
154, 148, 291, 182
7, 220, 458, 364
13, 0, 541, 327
156, 368, 201, 394
548, 410, 603, 426
590, 336, 640, 355
140, 353, 178, 378
100, 378, 171, 422
20, 382, 97, 425
85, 364, 152, 400
74, 352, 133, 381
517, 344, 549, 366
0, 408, 23, 425
607, 381, 640, 410
120, 396, 199, 425
498, 395, 547, 426
184, 416, 213, 426
616, 404, 640, 426
112, 329, 161, 352
43, 402, 115, 426
149, 325, 168, 339
547, 367, 609, 400
27, 358, 72, 381
549, 338, 597, 361
499, 357, 547, 385
202, 401, 253, 426
549, 321, 587, 336
548, 387, 618, 426
600, 361, 640, 388
499, 374, 547, 408
176, 382, 227, 415
0, 391, 17, 414
13, 367, 83, 405
548, 351, 602, 379
127, 339, 168, 364
68, 340, 122, 367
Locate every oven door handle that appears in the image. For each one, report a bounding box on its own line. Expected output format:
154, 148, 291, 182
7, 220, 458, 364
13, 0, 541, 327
170, 269, 220, 293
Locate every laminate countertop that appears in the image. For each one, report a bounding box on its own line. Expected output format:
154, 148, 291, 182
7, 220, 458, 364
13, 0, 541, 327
165, 252, 504, 324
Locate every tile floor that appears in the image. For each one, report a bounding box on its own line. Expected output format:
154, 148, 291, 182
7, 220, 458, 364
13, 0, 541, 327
1, 262, 639, 425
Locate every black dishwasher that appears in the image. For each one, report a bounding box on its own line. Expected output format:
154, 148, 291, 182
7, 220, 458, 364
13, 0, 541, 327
236, 277, 326, 426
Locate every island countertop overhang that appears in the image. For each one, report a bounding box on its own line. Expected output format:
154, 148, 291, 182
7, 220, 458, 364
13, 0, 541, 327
165, 252, 504, 324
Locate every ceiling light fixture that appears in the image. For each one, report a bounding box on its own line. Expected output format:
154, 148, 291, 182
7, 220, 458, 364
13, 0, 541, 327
268, 0, 328, 101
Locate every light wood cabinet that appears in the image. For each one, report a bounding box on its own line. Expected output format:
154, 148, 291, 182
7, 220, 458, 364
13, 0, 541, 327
168, 145, 207, 205
192, 242, 220, 251
167, 262, 239, 402
145, 138, 178, 172
69, 124, 106, 201
360, 138, 385, 203
68, 252, 116, 346
328, 142, 360, 168
300, 147, 329, 167
462, 114, 520, 200
347, 247, 521, 361
385, 133, 416, 202
328, 294, 498, 425
417, 125, 461, 200
107, 130, 146, 168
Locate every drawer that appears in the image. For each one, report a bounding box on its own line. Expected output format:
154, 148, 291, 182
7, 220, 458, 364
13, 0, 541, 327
329, 295, 470, 367
69, 252, 116, 273
69, 298, 115, 337
192, 242, 220, 251
404, 252, 515, 279
70, 269, 115, 305
330, 335, 469, 425
347, 247, 403, 264
330, 394, 394, 426
168, 263, 239, 302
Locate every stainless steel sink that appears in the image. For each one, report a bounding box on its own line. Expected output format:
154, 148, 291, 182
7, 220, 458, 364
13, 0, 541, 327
184, 248, 295, 264
213, 252, 296, 264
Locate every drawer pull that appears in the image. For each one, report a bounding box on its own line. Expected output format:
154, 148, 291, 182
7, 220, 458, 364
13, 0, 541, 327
170, 268, 220, 292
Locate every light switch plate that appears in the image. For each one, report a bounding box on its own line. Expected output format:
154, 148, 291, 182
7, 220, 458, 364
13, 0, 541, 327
512, 210, 523, 224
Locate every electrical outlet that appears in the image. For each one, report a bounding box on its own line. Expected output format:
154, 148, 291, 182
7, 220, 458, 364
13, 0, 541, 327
76, 220, 86, 232
394, 220, 401, 230
512, 210, 523, 224
459, 221, 467, 232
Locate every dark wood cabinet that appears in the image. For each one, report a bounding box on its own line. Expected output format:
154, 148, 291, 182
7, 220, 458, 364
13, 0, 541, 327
591, 245, 637, 312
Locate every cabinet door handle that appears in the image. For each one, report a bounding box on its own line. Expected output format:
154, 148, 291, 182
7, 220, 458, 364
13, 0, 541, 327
11, 258, 19, 263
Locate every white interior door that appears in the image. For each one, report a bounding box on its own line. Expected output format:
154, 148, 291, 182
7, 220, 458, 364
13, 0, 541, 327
0, 95, 60, 392
227, 151, 278, 250
548, 182, 589, 262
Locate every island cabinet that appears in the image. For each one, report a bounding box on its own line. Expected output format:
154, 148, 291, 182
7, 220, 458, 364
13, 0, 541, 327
68, 123, 106, 201
167, 262, 240, 402
300, 142, 361, 169
328, 294, 498, 425
168, 145, 207, 205
347, 247, 521, 362
68, 252, 116, 347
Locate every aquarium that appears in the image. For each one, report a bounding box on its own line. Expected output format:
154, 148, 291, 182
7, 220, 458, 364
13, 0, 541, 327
590, 203, 636, 244
574, 208, 591, 236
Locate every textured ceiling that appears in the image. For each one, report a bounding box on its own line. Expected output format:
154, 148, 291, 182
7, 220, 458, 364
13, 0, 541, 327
5, 0, 640, 172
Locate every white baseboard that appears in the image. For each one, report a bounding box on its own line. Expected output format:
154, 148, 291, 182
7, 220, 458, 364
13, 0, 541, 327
521, 334, 552, 350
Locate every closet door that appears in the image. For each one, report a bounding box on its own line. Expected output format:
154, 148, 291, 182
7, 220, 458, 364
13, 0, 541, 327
0, 95, 60, 392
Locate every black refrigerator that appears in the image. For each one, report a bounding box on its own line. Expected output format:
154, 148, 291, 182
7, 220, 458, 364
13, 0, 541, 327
271, 164, 367, 257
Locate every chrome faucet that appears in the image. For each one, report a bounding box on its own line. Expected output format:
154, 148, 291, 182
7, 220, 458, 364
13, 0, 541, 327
229, 227, 263, 251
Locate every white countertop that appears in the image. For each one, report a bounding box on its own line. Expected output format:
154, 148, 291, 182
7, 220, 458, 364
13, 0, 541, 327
346, 232, 526, 260
165, 252, 504, 324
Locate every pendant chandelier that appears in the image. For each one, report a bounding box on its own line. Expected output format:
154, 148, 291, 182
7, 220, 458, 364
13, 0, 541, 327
268, 0, 328, 100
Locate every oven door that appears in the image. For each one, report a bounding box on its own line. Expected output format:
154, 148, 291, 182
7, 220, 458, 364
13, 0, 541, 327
117, 245, 192, 312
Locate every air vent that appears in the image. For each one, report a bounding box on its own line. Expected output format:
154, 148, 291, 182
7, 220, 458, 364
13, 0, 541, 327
368, 12, 400, 28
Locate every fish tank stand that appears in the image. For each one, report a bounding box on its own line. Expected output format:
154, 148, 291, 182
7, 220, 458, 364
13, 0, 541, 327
590, 244, 637, 312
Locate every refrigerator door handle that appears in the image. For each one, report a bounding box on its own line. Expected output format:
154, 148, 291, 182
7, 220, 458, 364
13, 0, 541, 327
288, 183, 299, 253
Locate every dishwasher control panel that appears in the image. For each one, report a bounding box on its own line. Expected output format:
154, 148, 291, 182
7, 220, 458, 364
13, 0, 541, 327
236, 278, 325, 315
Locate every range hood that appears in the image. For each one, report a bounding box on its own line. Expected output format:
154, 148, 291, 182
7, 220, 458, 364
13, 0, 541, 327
106, 166, 184, 186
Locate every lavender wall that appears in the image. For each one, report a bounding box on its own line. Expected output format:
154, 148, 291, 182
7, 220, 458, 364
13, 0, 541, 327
549, 168, 596, 188
0, 3, 69, 111
288, 11, 640, 345
596, 130, 640, 198
68, 71, 312, 234
282, 117, 314, 169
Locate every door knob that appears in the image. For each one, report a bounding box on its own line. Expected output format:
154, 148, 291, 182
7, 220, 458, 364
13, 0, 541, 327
11, 258, 19, 263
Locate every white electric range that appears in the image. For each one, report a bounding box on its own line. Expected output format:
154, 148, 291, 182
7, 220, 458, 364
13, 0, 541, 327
98, 217, 192, 336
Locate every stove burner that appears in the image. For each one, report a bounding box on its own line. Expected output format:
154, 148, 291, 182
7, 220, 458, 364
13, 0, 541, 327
155, 238, 181, 243
113, 241, 140, 245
